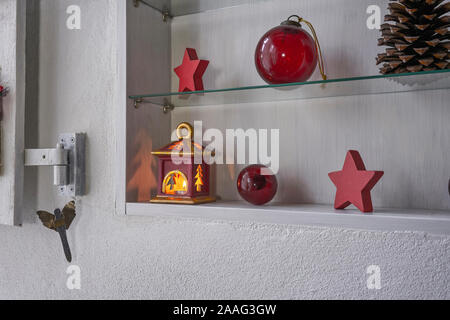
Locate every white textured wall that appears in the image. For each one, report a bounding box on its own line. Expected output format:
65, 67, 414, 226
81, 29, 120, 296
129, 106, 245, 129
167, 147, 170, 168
0, 0, 449, 300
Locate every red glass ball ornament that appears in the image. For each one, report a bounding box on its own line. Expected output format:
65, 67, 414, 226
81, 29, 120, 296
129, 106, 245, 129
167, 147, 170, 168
255, 16, 318, 84
237, 165, 278, 205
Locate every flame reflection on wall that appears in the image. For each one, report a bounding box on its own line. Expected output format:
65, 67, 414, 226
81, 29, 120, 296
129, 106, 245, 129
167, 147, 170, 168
126, 129, 157, 202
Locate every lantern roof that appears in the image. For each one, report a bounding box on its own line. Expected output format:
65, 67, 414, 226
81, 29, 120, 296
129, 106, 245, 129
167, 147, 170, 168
151, 122, 213, 157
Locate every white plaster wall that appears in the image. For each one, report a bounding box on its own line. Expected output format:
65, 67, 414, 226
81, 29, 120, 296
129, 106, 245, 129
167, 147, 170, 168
0, 0, 449, 300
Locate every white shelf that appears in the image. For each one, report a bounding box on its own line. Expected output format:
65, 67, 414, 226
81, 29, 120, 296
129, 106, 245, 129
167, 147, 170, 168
126, 201, 450, 235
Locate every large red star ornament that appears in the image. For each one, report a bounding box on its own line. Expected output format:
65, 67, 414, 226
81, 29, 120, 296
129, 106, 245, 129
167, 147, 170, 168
328, 150, 384, 213
174, 48, 209, 92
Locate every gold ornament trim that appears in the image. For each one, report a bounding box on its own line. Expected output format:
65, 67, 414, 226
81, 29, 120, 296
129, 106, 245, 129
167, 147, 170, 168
150, 196, 216, 205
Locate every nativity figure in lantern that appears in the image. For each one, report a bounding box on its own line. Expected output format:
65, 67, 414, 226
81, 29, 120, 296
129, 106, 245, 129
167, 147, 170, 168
151, 122, 216, 204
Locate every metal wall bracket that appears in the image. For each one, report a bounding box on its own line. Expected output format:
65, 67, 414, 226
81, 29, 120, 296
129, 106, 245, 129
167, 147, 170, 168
133, 0, 172, 22
134, 98, 175, 113
162, 99, 175, 113
25, 133, 86, 197
134, 98, 143, 109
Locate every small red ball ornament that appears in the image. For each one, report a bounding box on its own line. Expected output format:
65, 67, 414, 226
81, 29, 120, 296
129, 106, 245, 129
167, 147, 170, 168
237, 165, 278, 205
255, 15, 326, 84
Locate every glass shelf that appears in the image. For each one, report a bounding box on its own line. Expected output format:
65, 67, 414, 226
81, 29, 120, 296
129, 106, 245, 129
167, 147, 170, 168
129, 69, 450, 108
136, 0, 254, 18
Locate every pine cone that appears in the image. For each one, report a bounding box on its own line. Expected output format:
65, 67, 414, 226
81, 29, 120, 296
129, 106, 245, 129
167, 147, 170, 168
377, 0, 450, 74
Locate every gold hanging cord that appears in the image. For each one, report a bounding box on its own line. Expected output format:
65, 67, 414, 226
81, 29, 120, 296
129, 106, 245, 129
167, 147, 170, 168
288, 15, 327, 81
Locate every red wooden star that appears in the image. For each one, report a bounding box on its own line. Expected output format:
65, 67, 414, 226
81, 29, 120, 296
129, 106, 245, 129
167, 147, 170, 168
328, 150, 384, 213
174, 48, 209, 92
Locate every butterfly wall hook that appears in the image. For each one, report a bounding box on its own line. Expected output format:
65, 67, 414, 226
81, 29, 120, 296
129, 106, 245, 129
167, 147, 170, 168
37, 201, 76, 262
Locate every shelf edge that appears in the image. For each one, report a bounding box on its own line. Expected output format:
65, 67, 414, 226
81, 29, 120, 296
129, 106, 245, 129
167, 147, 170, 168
126, 201, 450, 236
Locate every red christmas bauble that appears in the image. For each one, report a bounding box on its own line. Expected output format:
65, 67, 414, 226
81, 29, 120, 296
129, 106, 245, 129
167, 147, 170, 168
237, 165, 278, 205
255, 16, 318, 84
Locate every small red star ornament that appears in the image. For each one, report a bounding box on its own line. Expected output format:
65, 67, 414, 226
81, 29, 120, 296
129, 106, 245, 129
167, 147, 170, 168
174, 48, 209, 92
328, 150, 384, 213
